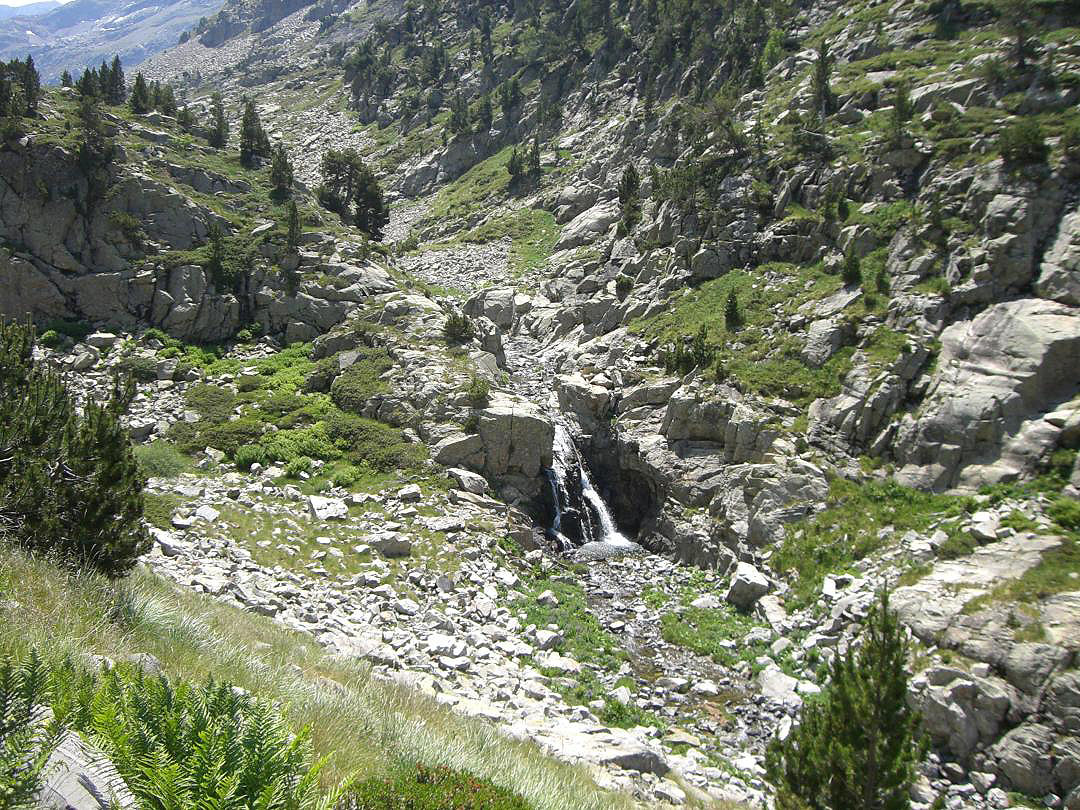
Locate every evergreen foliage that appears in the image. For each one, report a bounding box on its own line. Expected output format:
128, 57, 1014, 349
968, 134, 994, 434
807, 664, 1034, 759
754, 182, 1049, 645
239, 98, 271, 167
475, 94, 493, 134
999, 118, 1049, 165
842, 252, 862, 286
812, 40, 834, 115
106, 55, 125, 105
270, 141, 294, 195
996, 0, 1037, 69
129, 72, 151, 114
443, 312, 474, 343
724, 289, 740, 330
208, 91, 228, 149
0, 320, 148, 577
287, 201, 302, 249
0, 56, 41, 121
318, 148, 388, 239
449, 91, 470, 136
766, 590, 923, 810
617, 163, 641, 232
60, 70, 73, 87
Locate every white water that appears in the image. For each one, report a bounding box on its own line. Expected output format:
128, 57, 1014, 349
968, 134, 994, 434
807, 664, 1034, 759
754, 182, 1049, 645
579, 463, 632, 547
549, 424, 631, 547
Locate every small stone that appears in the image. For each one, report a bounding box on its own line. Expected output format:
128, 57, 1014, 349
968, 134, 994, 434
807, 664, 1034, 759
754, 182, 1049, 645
397, 484, 422, 502
536, 589, 559, 607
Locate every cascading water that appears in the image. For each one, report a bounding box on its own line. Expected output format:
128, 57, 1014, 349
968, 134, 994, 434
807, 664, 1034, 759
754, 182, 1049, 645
546, 424, 632, 549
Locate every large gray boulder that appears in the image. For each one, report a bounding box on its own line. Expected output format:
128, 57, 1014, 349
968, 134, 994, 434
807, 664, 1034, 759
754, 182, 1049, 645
991, 723, 1056, 796
476, 394, 554, 483
1037, 208, 1080, 306
725, 562, 770, 611
894, 298, 1080, 491
37, 727, 137, 810
554, 201, 620, 251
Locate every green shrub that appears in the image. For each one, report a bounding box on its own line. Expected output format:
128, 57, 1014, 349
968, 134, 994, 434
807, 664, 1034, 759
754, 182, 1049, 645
1063, 121, 1080, 162
284, 456, 313, 478
1049, 497, 1080, 531
38, 329, 62, 349
324, 409, 426, 472
338, 763, 531, 810
42, 319, 92, 343
444, 312, 474, 343
260, 424, 339, 465
115, 354, 159, 383
464, 375, 490, 407
0, 320, 149, 577
842, 251, 862, 286
999, 119, 1049, 166
615, 274, 633, 297
184, 383, 236, 422
234, 444, 268, 471
202, 417, 267, 457
329, 349, 393, 413
133, 441, 190, 479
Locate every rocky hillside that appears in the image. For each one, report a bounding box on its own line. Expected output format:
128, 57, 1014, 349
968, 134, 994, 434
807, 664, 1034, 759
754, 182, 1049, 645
0, 0, 222, 82
3, 0, 1080, 807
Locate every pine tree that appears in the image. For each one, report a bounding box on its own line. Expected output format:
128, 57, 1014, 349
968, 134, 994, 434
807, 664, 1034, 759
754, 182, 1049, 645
60, 70, 73, 87
270, 142, 294, 195
507, 144, 525, 185
354, 164, 388, 240
21, 55, 39, 116
0, 320, 148, 577
474, 93, 493, 134
842, 251, 862, 286
107, 55, 125, 104
812, 40, 834, 115
766, 590, 922, 810
448, 91, 470, 136
724, 288, 740, 330
996, 0, 1036, 70
129, 72, 151, 114
158, 84, 177, 117
176, 105, 196, 132
286, 200, 301, 249
239, 98, 269, 167
76, 67, 99, 97
208, 91, 228, 148
617, 163, 641, 231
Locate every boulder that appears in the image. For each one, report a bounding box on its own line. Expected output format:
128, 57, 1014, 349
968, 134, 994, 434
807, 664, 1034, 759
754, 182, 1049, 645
464, 287, 516, 330
554, 201, 620, 251
1037, 208, 1080, 306
446, 467, 487, 494
308, 496, 348, 521
991, 723, 1056, 796
725, 562, 770, 611
476, 395, 554, 481
37, 725, 137, 810
432, 433, 485, 469
894, 298, 1080, 491
556, 373, 611, 433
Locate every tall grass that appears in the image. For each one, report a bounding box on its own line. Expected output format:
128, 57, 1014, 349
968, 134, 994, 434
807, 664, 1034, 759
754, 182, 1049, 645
0, 548, 634, 810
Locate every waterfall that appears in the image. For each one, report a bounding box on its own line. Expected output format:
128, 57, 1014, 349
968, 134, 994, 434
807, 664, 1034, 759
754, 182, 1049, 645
546, 424, 630, 548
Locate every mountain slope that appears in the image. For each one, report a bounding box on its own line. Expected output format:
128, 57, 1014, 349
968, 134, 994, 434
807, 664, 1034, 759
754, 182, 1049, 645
0, 0, 221, 81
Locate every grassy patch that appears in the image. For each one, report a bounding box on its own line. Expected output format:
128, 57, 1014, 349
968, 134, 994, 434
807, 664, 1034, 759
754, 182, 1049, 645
428, 146, 515, 224
0, 548, 626, 810
660, 604, 772, 671
518, 576, 625, 672
133, 441, 192, 479
461, 207, 561, 276
773, 479, 975, 609
144, 492, 183, 530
